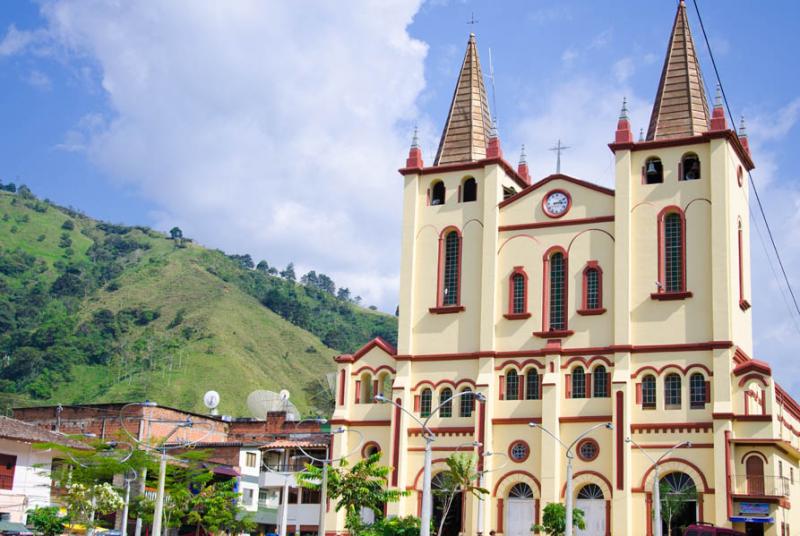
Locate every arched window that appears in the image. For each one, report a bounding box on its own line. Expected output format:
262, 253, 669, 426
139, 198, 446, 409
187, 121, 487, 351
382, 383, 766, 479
431, 181, 445, 205
525, 370, 540, 400
641, 375, 657, 409
439, 388, 453, 417
379, 372, 393, 399
658, 210, 686, 294
570, 366, 586, 399
577, 483, 604, 499
459, 388, 474, 417
509, 483, 534, 498
580, 262, 604, 313
664, 373, 682, 409
508, 269, 528, 316
420, 388, 433, 417
644, 157, 663, 184
462, 177, 477, 202
689, 373, 707, 409
592, 366, 609, 398
681, 153, 701, 181
506, 370, 519, 401
545, 250, 567, 331
439, 229, 461, 307
360, 372, 373, 404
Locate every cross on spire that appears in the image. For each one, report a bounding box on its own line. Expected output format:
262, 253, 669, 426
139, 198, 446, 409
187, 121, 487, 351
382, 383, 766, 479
467, 12, 479, 26
549, 139, 570, 174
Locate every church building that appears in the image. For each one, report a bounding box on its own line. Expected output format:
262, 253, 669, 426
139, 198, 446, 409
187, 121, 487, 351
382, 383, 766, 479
328, 2, 800, 534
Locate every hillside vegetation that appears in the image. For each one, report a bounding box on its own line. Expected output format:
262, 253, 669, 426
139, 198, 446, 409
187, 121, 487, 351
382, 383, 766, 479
0, 185, 397, 416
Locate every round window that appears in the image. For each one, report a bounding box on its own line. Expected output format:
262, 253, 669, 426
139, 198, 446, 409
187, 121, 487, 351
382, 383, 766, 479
509, 441, 530, 463
737, 166, 744, 187
362, 442, 381, 458
577, 439, 599, 461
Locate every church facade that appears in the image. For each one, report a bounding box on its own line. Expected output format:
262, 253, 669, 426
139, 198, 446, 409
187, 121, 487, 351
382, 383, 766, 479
328, 3, 800, 535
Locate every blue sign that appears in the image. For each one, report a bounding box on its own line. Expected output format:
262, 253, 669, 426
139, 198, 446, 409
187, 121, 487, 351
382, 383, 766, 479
740, 502, 770, 515
730, 516, 774, 523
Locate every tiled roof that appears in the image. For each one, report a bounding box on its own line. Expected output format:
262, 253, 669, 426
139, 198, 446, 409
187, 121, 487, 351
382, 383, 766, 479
646, 0, 710, 141
434, 34, 493, 166
0, 416, 89, 449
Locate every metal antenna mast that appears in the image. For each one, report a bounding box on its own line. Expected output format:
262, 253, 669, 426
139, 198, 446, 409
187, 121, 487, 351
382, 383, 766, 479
488, 47, 499, 131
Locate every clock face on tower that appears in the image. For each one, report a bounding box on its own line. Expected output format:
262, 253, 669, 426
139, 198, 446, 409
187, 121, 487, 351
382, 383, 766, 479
543, 190, 571, 218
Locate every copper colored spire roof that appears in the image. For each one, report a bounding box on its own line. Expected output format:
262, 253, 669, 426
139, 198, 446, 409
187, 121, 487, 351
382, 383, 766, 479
433, 33, 493, 166
646, 0, 711, 141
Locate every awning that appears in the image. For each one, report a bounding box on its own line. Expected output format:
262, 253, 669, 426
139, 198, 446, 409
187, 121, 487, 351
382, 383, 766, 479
730, 516, 774, 523
0, 520, 33, 535
211, 465, 240, 477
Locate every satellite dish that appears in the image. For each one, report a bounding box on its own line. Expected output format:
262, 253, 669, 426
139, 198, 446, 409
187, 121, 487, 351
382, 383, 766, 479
247, 390, 300, 421
203, 390, 220, 415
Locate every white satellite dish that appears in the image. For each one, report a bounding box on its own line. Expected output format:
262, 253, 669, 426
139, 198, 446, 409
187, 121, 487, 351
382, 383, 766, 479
203, 390, 220, 415
247, 390, 300, 421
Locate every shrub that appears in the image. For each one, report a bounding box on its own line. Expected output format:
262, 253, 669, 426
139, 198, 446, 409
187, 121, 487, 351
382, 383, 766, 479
62, 219, 75, 230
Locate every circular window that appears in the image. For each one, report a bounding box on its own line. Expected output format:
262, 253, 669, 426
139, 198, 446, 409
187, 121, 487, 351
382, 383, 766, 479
361, 442, 381, 458
508, 440, 530, 463
737, 166, 744, 187
577, 438, 599, 462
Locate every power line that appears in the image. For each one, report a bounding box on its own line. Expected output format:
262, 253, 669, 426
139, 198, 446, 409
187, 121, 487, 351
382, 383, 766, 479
692, 0, 800, 320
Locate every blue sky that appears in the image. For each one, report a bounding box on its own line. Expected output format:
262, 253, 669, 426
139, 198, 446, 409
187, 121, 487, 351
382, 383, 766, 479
2, 1, 800, 393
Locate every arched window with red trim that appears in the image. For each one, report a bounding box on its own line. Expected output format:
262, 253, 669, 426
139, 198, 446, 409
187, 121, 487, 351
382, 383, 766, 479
544, 248, 568, 331
579, 261, 604, 314
437, 228, 462, 308
654, 207, 689, 299
505, 370, 520, 401
505, 267, 529, 319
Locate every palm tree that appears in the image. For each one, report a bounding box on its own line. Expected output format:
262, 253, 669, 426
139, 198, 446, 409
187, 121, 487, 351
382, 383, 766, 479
433, 454, 488, 536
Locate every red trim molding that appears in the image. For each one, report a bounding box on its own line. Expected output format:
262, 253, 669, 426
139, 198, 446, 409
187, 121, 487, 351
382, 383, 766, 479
428, 305, 465, 314
615, 391, 624, 490
576, 438, 600, 461
560, 470, 614, 498
630, 422, 713, 433
499, 215, 614, 232
330, 419, 392, 427
508, 440, 531, 463
491, 470, 542, 496
499, 173, 615, 210
391, 399, 401, 486
650, 291, 693, 301
654, 206, 689, 297
506, 266, 530, 318
334, 337, 397, 363
361, 441, 381, 458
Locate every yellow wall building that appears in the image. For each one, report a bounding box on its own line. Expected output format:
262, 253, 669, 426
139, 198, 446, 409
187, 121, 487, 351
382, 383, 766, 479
328, 3, 799, 535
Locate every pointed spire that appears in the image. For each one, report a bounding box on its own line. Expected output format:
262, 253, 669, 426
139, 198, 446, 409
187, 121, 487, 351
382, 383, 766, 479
486, 117, 503, 159
738, 115, 751, 155
517, 145, 531, 184
639, 128, 645, 142
433, 33, 493, 166
709, 83, 728, 131
405, 125, 424, 168
646, 0, 711, 140
614, 97, 634, 143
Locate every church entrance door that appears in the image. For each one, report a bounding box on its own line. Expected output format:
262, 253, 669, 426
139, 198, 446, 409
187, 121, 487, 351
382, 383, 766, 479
575, 484, 605, 536
506, 483, 534, 536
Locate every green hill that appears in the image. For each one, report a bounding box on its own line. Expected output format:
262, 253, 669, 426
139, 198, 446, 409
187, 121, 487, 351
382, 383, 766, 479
0, 185, 397, 416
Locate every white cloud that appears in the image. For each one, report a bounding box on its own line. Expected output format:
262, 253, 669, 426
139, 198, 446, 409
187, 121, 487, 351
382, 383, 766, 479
25, 69, 52, 90
35, 0, 427, 311
0, 24, 42, 56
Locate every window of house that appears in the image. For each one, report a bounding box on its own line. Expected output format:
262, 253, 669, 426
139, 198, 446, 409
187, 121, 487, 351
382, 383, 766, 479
664, 373, 682, 409
526, 370, 540, 400
242, 488, 254, 505
0, 454, 15, 490
510, 271, 527, 315
420, 389, 432, 417
439, 388, 453, 417
462, 178, 477, 202
681, 153, 701, 181
571, 366, 586, 399
642, 375, 657, 409
440, 230, 461, 306
460, 388, 475, 417
245, 452, 257, 468
302, 488, 321, 504
644, 157, 664, 184
548, 251, 567, 330
593, 366, 608, 398
689, 373, 707, 409
503, 186, 517, 199
431, 181, 445, 205
506, 370, 519, 401
662, 212, 685, 293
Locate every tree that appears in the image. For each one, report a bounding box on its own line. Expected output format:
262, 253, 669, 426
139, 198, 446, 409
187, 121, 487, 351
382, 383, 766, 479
27, 506, 68, 536
298, 452, 404, 536
433, 454, 487, 536
533, 503, 586, 536
301, 270, 319, 287
256, 260, 270, 273
337, 287, 351, 301
659, 480, 697, 536
63, 481, 125, 531
169, 226, 183, 239
317, 273, 335, 294
281, 262, 296, 281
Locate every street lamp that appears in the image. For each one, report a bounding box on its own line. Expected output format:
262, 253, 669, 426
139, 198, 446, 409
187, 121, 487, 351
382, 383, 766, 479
292, 422, 363, 536
475, 450, 509, 536
625, 437, 692, 536
529, 421, 613, 536
375, 390, 486, 536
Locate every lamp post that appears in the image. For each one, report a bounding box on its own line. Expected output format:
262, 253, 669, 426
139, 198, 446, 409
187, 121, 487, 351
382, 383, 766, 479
625, 438, 692, 536
475, 450, 509, 536
529, 421, 613, 536
376, 391, 487, 536
292, 422, 363, 536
